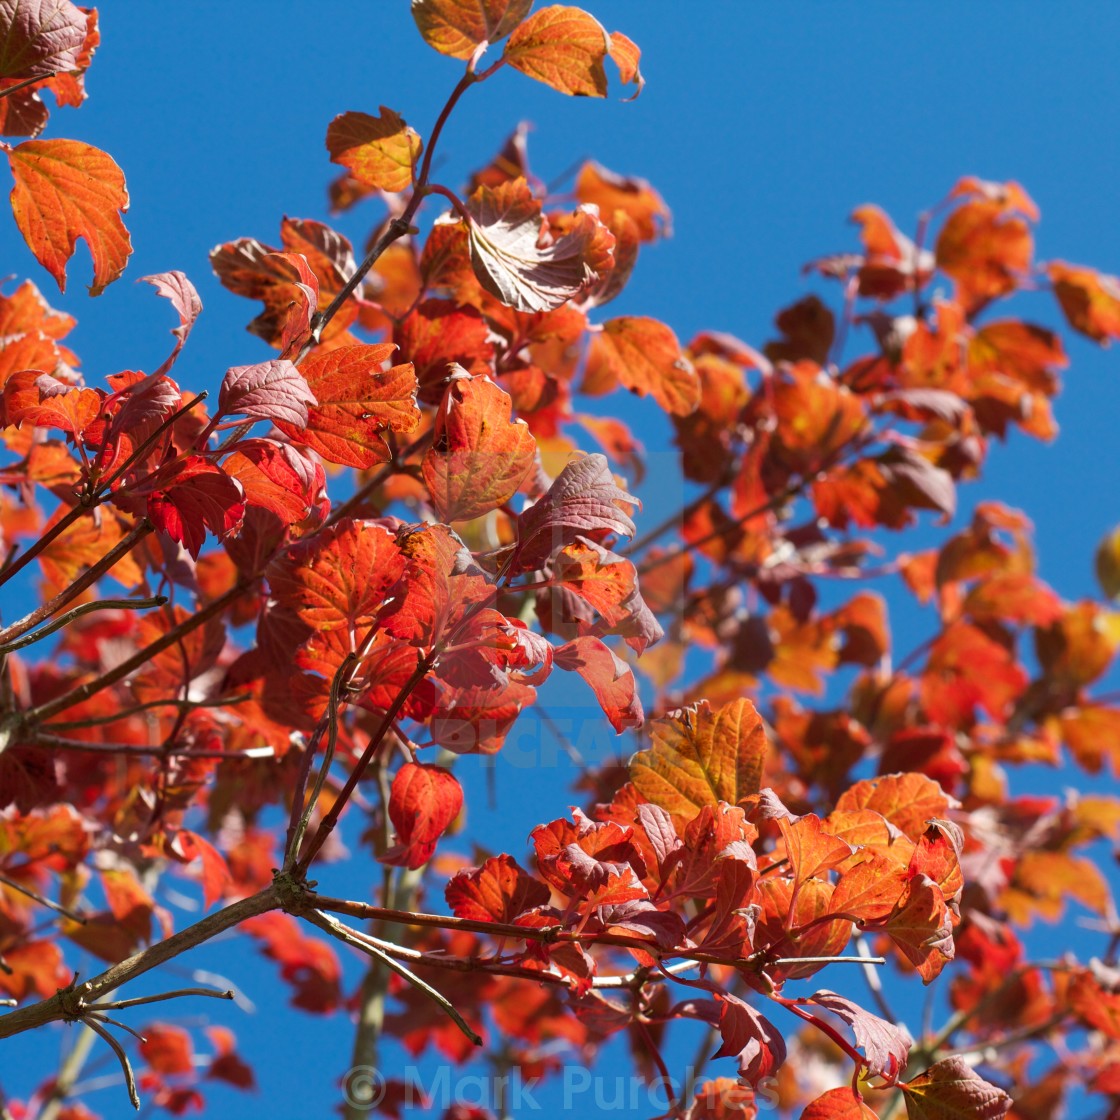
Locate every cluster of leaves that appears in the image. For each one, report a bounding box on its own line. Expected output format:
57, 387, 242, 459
1, 2, 1120, 1118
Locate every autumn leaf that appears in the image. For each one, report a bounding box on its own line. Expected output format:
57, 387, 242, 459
805, 991, 910, 1081
630, 699, 767, 826
422, 372, 536, 522
801, 1088, 879, 1120
411, 0, 532, 59
275, 343, 419, 468
1047, 261, 1120, 344
503, 5, 611, 96
464, 177, 613, 312
6, 138, 131, 295
901, 1056, 1011, 1119
136, 456, 246, 560
584, 316, 699, 416
141, 270, 202, 376
326, 108, 422, 194
445, 853, 550, 923
218, 359, 316, 428
936, 199, 1032, 311
0, 0, 88, 80
513, 452, 638, 571
554, 635, 643, 732
382, 763, 463, 870
575, 161, 669, 241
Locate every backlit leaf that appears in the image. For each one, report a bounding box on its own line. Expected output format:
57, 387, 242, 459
383, 762, 463, 870
630, 698, 767, 826
6, 138, 131, 295
1048, 260, 1120, 344
411, 0, 531, 59
326, 107, 422, 194
275, 343, 419, 468
554, 635, 643, 732
503, 5, 610, 96
445, 853, 549, 923
585, 316, 699, 415
422, 372, 536, 522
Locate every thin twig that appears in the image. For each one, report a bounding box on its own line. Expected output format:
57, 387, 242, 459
0, 72, 56, 102
86, 986, 234, 1011
0, 594, 165, 654
306, 909, 483, 1047
82, 1016, 140, 1110
0, 872, 86, 924
0, 525, 157, 648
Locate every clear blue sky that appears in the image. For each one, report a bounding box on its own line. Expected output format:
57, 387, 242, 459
2, 3, 1119, 1116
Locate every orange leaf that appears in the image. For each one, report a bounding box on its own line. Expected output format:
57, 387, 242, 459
503, 5, 611, 97
585, 316, 699, 416
801, 1087, 879, 1120
267, 518, 403, 634
275, 343, 419, 468
1047, 260, 1120, 344
6, 138, 131, 295
835, 773, 951, 842
630, 698, 768, 826
422, 372, 536, 522
326, 107, 422, 194
411, 0, 532, 59
935, 199, 1032, 311
575, 161, 668, 242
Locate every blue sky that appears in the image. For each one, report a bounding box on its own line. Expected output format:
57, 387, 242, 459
2, 3, 1120, 1116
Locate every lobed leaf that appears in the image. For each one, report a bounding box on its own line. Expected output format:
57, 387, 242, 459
6, 138, 131, 295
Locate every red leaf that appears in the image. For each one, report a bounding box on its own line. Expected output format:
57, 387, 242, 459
513, 452, 638, 571
901, 1056, 1011, 1119
218, 359, 316, 427
4, 369, 103, 437
6, 138, 131, 295
806, 990, 911, 1081
171, 829, 232, 911
395, 298, 494, 402
465, 177, 613, 312
275, 343, 419, 468
422, 372, 537, 522
223, 438, 324, 527
383, 763, 463, 870
139, 1023, 194, 1076
445, 853, 550, 923
411, 0, 532, 59
139, 456, 246, 560
711, 992, 787, 1088
554, 635, 642, 732
141, 270, 202, 376
0, 0, 88, 80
